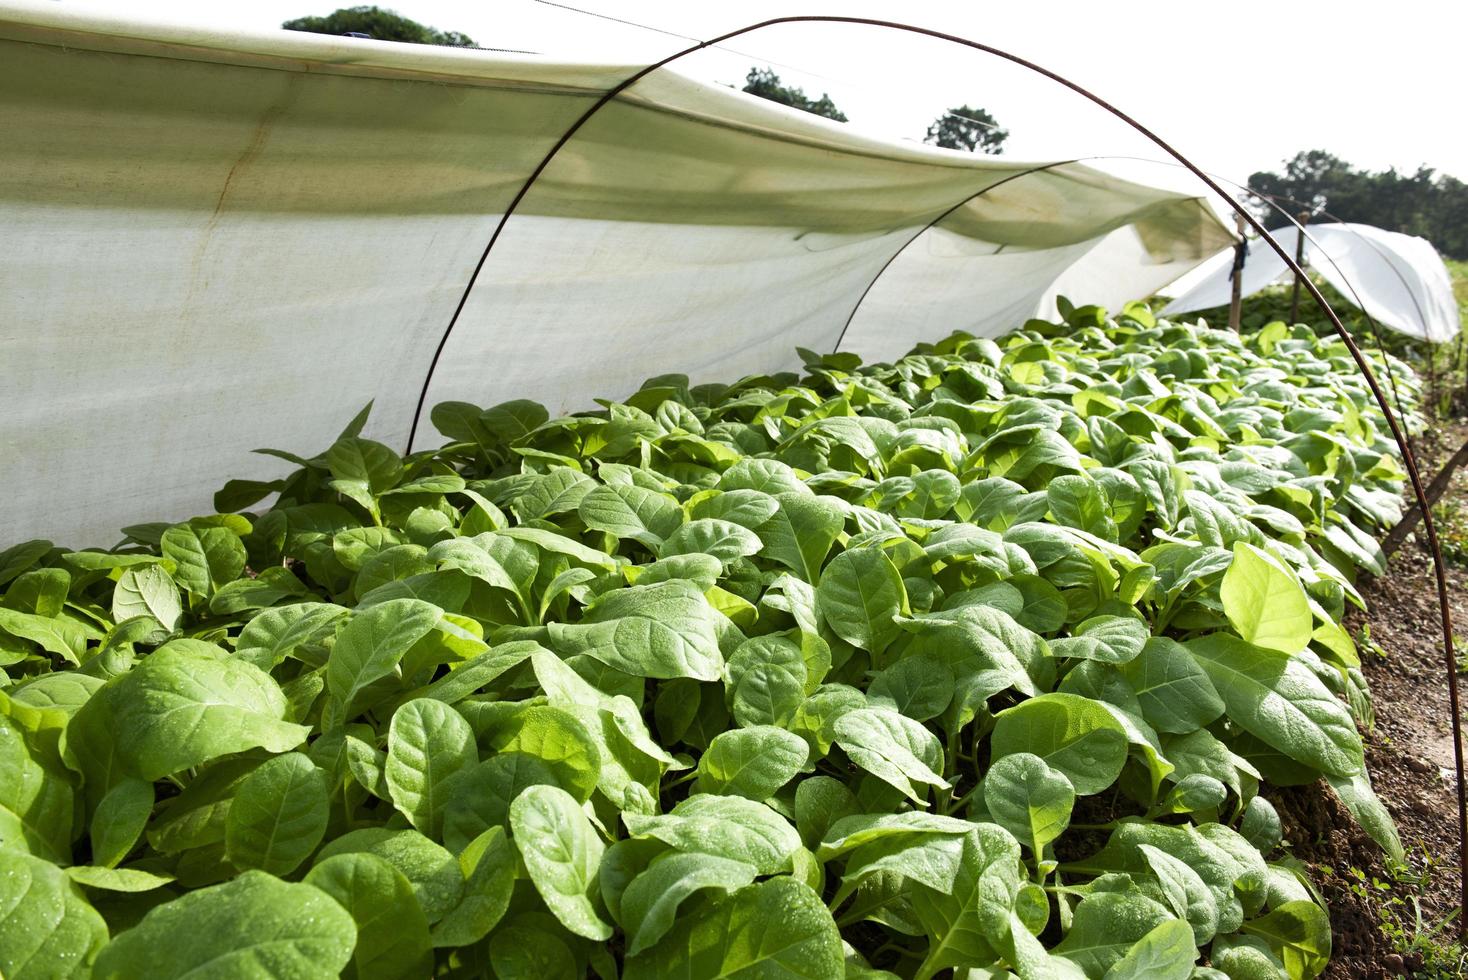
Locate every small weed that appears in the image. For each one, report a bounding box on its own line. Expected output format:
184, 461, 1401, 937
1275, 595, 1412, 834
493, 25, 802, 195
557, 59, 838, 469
1432, 500, 1468, 569
1358, 622, 1389, 660
1337, 854, 1468, 977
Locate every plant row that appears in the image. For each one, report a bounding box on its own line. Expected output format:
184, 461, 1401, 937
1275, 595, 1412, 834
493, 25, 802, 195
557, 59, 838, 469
0, 303, 1421, 979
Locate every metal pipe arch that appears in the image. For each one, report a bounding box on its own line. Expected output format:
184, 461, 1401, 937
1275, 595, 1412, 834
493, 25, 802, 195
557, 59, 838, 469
403, 16, 1466, 925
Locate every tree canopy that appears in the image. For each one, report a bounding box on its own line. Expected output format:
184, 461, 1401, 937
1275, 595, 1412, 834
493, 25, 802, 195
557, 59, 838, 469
282, 6, 475, 47
1249, 150, 1468, 259
741, 68, 848, 122
925, 105, 1008, 154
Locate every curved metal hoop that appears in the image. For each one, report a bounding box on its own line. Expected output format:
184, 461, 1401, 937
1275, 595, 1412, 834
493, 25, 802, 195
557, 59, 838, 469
832, 158, 1084, 354
405, 15, 1465, 923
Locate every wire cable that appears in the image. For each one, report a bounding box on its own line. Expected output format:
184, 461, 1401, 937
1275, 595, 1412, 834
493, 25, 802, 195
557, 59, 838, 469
528, 0, 1008, 134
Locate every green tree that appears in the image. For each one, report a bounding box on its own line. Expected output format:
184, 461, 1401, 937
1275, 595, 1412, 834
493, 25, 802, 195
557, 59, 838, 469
282, 6, 475, 47
741, 68, 848, 122
1248, 150, 1468, 259
924, 105, 1008, 154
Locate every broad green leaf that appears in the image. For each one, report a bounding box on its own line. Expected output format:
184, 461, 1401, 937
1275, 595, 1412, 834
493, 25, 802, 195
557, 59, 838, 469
425, 401, 487, 448
487, 924, 577, 977
1050, 615, 1149, 665
0, 713, 74, 861
234, 602, 349, 670
1066, 820, 1247, 937
498, 525, 623, 569
620, 852, 759, 955
315, 828, 463, 923
1241, 900, 1332, 978
509, 784, 611, 940
428, 536, 528, 609
160, 524, 246, 597
327, 437, 401, 494
866, 655, 954, 722
431, 826, 515, 948
547, 580, 724, 681
1137, 843, 1220, 945
111, 563, 183, 632
143, 756, 256, 856
1212, 941, 1288, 980
385, 699, 477, 837
412, 641, 535, 706
1186, 633, 1363, 777
484, 398, 550, 443
1238, 796, 1283, 852
817, 550, 906, 654
695, 725, 808, 800
1117, 637, 1225, 734
817, 811, 975, 860
689, 489, 781, 530
514, 468, 595, 521
69, 646, 309, 782
326, 599, 441, 719
93, 871, 355, 979
718, 458, 809, 496
0, 607, 88, 664
90, 778, 154, 868
0, 539, 52, 588
344, 733, 388, 799
638, 553, 722, 591
1102, 919, 1197, 980
622, 795, 800, 875
1220, 542, 1312, 654
225, 752, 330, 876
983, 752, 1075, 857
0, 849, 108, 979
661, 518, 763, 564
991, 693, 1129, 796
756, 493, 845, 581
4, 672, 104, 751
487, 705, 601, 804
61, 550, 168, 573
795, 776, 860, 851
623, 877, 842, 980
1054, 891, 1173, 977
305, 853, 433, 980
209, 565, 311, 614
1048, 474, 1116, 539
530, 647, 675, 802
833, 708, 948, 805
1156, 773, 1226, 815
904, 607, 1039, 731
907, 824, 1024, 979
727, 634, 807, 728
64, 866, 174, 892
1325, 770, 1404, 862
579, 483, 683, 548
382, 472, 465, 496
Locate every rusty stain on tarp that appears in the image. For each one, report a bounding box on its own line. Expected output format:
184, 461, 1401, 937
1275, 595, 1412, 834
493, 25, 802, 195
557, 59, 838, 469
181, 75, 305, 321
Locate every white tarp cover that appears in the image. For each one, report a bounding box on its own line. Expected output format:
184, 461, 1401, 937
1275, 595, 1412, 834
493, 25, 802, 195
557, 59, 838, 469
1162, 222, 1461, 344
0, 1, 1232, 545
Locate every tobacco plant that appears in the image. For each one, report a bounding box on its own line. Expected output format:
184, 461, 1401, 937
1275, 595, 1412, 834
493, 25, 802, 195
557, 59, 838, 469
0, 305, 1421, 979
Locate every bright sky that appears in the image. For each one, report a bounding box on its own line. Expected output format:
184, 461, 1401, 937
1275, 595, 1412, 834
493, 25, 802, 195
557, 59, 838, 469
48, 0, 1468, 193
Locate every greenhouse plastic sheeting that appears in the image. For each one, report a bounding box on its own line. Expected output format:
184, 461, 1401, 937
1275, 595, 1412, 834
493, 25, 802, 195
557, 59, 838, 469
1162, 222, 1461, 343
0, 2, 1233, 545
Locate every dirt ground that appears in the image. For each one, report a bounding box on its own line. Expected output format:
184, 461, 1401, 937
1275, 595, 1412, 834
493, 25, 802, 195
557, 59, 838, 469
1280, 420, 1468, 978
